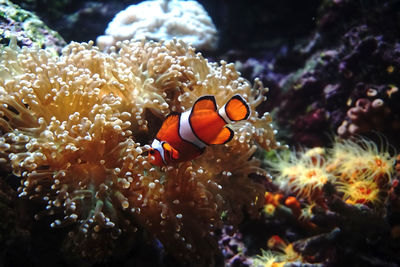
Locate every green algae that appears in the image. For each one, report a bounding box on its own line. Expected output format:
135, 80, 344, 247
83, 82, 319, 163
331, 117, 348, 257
0, 0, 65, 55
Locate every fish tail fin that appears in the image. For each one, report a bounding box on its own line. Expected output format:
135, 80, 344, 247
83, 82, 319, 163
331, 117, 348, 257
221, 94, 251, 121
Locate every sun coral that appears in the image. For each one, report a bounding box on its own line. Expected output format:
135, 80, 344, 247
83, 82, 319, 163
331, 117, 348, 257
336, 180, 381, 205
327, 137, 395, 207
259, 136, 397, 267
328, 137, 395, 181
268, 137, 395, 209
252, 236, 304, 267
269, 148, 335, 201
0, 39, 277, 263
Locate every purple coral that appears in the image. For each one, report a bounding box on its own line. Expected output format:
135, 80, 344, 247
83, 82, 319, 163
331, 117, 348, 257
337, 83, 399, 139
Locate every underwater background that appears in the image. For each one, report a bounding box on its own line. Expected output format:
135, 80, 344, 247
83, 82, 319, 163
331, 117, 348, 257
1, 0, 400, 266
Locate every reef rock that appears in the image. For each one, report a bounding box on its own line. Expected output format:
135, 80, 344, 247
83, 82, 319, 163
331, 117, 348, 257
0, 0, 65, 54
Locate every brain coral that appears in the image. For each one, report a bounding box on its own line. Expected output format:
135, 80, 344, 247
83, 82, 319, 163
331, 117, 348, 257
0, 39, 277, 263
96, 0, 218, 52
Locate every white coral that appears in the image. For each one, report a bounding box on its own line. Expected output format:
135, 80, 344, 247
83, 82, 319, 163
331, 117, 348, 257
96, 0, 218, 51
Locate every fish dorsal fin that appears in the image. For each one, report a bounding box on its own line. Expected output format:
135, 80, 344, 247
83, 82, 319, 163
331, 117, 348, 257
156, 113, 180, 140
224, 94, 251, 121
192, 95, 217, 113
210, 126, 234, 145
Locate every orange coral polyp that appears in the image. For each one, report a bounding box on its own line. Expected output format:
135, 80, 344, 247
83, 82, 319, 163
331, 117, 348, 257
284, 196, 301, 218
264, 192, 283, 206
305, 170, 317, 178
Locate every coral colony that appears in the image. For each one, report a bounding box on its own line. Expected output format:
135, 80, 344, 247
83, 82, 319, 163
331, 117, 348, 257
0, 39, 277, 264
252, 137, 396, 266
96, 0, 218, 52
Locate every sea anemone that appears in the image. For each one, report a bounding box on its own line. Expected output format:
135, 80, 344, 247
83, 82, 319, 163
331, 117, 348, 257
0, 40, 150, 259
0, 39, 277, 263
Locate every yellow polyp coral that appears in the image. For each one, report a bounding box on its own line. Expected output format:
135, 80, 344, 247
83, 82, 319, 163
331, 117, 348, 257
252, 250, 282, 267
327, 137, 395, 207
0, 39, 277, 263
252, 236, 304, 267
267, 137, 395, 211
336, 180, 381, 205
328, 137, 395, 182
269, 148, 335, 200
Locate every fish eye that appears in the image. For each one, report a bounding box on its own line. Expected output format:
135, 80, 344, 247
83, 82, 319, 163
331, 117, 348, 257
149, 150, 155, 155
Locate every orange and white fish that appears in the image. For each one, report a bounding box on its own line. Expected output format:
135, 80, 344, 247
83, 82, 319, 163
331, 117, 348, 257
148, 94, 251, 166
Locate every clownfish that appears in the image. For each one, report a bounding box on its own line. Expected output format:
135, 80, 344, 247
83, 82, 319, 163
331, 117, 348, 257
148, 94, 251, 166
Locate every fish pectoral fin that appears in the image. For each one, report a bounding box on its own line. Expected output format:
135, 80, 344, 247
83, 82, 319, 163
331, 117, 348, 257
210, 127, 234, 145
162, 142, 180, 160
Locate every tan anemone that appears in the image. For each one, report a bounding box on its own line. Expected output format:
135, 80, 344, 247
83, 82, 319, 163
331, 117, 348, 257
0, 39, 277, 263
